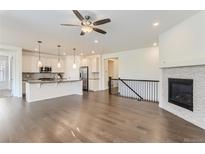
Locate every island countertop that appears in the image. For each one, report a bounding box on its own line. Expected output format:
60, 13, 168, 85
26, 79, 83, 102
26, 79, 82, 84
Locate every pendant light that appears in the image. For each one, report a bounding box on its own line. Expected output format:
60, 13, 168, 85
37, 41, 42, 67
73, 48, 77, 69
57, 45, 61, 68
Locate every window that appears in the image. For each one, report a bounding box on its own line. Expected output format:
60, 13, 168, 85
0, 61, 6, 81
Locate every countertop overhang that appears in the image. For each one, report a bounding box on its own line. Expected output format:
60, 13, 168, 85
25, 79, 83, 102
26, 79, 82, 84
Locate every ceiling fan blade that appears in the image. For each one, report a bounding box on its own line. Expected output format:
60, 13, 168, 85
80, 31, 85, 36
93, 18, 111, 26
93, 28, 107, 34
73, 10, 84, 21
61, 24, 80, 27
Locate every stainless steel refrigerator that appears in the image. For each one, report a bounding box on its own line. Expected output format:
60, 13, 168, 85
79, 66, 89, 91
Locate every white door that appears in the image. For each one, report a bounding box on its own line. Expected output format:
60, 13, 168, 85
0, 56, 9, 90
0, 55, 12, 97
9, 56, 13, 96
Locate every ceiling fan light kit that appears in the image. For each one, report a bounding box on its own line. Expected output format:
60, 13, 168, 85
61, 10, 111, 36
81, 26, 93, 33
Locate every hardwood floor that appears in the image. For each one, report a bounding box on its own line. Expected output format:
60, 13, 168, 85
0, 90, 205, 143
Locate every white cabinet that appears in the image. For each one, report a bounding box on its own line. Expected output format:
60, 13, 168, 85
80, 56, 100, 73
80, 58, 88, 66
64, 55, 80, 80
51, 59, 65, 73
22, 54, 39, 72
22, 53, 65, 73
90, 57, 99, 72
89, 79, 99, 91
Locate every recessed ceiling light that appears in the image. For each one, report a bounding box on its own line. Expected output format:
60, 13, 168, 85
94, 40, 99, 43
34, 48, 38, 51
80, 53, 83, 56
63, 52, 66, 55
153, 22, 159, 27
91, 50, 95, 54
153, 42, 158, 46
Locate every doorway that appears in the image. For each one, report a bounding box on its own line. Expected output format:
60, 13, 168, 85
0, 55, 12, 97
104, 58, 119, 89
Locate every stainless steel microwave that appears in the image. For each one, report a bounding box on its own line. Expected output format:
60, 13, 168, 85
40, 66, 52, 73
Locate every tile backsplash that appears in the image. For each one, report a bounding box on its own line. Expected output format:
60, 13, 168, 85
23, 72, 64, 81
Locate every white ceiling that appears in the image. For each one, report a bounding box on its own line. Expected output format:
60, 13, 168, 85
0, 10, 199, 55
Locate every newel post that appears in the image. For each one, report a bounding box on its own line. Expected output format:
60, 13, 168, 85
108, 76, 112, 94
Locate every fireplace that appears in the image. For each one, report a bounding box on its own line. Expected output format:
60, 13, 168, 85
168, 78, 193, 111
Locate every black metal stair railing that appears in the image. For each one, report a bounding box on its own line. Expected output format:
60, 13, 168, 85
108, 77, 159, 103
119, 78, 143, 100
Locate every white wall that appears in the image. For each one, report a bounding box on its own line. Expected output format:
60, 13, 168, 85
159, 11, 205, 68
102, 47, 160, 90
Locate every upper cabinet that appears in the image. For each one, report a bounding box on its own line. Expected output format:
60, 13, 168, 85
22, 52, 65, 73
91, 57, 99, 72
52, 59, 65, 73
22, 54, 39, 72
80, 55, 100, 73
80, 58, 88, 66
92, 57, 100, 72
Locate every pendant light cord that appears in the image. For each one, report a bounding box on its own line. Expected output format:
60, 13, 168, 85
58, 47, 60, 62
38, 43, 40, 61
74, 51, 76, 64
73, 48, 76, 64
37, 41, 42, 61
57, 45, 61, 62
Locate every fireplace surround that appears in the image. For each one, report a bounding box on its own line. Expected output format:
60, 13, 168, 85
160, 65, 205, 129
168, 78, 193, 111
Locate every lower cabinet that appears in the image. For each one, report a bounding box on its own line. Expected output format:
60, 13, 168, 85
89, 79, 99, 91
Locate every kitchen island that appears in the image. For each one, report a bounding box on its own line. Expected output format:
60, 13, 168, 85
26, 79, 82, 102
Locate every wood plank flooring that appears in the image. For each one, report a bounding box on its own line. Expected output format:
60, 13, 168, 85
0, 90, 205, 142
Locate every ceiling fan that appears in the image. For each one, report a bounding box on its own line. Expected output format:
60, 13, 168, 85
61, 10, 111, 36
